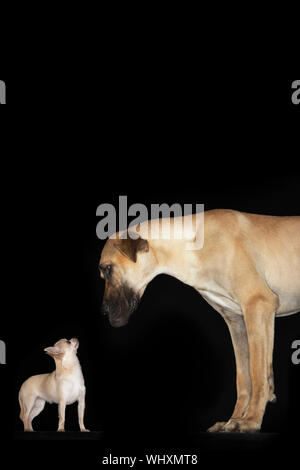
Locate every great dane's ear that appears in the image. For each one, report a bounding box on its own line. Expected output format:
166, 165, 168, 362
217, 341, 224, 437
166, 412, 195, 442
114, 232, 149, 263
44, 346, 62, 356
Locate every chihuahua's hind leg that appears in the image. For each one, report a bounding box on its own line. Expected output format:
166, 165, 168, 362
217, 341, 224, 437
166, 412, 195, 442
28, 398, 46, 430
22, 395, 37, 431
19, 393, 25, 425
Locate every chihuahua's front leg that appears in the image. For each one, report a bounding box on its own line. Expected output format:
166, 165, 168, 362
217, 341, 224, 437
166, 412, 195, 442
58, 399, 66, 432
78, 389, 89, 432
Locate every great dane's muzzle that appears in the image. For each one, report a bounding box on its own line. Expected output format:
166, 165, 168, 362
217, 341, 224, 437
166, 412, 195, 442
101, 283, 140, 327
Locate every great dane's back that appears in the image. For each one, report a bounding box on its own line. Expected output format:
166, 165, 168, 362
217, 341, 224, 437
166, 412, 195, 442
227, 211, 300, 317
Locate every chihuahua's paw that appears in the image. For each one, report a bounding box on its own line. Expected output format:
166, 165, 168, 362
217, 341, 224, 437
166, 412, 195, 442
80, 428, 90, 432
57, 429, 65, 432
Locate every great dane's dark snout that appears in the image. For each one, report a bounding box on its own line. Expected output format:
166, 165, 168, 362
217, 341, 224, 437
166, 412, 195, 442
101, 283, 140, 327
101, 301, 109, 316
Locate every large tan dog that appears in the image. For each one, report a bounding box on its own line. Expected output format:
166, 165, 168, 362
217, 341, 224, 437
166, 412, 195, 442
99, 209, 300, 433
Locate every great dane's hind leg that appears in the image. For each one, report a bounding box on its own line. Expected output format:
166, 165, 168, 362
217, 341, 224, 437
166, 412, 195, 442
220, 293, 278, 433
268, 338, 277, 403
268, 368, 276, 403
208, 311, 251, 432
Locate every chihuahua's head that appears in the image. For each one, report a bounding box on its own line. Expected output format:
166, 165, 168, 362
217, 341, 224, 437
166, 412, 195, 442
44, 338, 79, 365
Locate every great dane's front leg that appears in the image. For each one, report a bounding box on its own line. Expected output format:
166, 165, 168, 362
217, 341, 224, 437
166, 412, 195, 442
208, 312, 251, 432
222, 294, 278, 433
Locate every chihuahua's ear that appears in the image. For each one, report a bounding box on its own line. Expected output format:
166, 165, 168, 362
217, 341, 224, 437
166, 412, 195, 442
44, 346, 61, 356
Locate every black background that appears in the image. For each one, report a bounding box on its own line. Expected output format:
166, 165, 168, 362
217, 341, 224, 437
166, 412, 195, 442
0, 74, 299, 465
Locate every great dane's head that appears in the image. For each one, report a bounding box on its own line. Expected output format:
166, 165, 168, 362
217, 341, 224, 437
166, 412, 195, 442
99, 231, 157, 327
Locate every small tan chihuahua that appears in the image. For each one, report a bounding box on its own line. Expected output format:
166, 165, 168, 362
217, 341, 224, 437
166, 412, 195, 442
18, 338, 89, 432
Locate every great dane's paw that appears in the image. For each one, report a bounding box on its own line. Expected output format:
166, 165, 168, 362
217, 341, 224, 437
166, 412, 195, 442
57, 429, 65, 432
219, 418, 260, 433
207, 422, 227, 433
80, 428, 90, 432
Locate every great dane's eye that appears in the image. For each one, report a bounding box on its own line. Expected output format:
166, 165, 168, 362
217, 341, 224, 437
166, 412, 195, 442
99, 264, 112, 278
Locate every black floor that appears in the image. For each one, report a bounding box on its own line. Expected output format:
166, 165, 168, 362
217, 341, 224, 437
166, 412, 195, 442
14, 429, 281, 449
12, 429, 298, 467
15, 430, 104, 441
